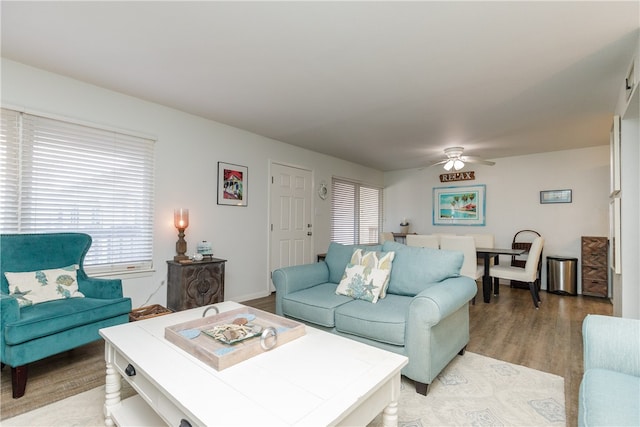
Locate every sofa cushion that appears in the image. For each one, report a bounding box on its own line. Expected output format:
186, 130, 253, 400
4, 297, 131, 345
334, 294, 410, 346
579, 368, 640, 427
336, 249, 395, 303
281, 282, 352, 327
382, 241, 463, 296
324, 242, 383, 284
5, 265, 84, 307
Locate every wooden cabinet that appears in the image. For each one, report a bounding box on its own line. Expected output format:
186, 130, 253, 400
581, 237, 608, 298
167, 258, 226, 311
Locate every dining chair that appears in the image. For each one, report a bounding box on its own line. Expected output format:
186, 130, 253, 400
406, 234, 439, 249
439, 235, 482, 304
380, 232, 395, 243
465, 233, 495, 249
489, 236, 545, 308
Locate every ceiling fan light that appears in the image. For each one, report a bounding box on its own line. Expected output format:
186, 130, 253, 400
453, 159, 465, 170
444, 160, 454, 171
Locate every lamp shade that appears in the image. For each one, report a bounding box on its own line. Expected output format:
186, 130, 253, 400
453, 159, 465, 170
444, 160, 454, 171
174, 208, 189, 229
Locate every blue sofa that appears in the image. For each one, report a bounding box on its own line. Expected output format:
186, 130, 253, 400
578, 314, 640, 426
1, 233, 132, 398
272, 241, 477, 395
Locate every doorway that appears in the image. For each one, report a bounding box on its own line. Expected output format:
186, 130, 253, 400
269, 163, 313, 290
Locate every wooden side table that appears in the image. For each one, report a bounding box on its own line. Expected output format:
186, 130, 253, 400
166, 258, 226, 312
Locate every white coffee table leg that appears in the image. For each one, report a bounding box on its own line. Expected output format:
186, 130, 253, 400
103, 344, 122, 426
382, 400, 399, 427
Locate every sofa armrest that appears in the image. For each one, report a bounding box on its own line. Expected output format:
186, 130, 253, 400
408, 276, 477, 325
272, 262, 330, 315
77, 276, 124, 299
583, 314, 640, 377
1, 293, 20, 323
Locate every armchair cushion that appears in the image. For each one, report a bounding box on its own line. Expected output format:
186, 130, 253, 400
4, 297, 131, 345
6, 265, 84, 307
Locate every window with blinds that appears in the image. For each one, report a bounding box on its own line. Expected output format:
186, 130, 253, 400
0, 108, 155, 274
330, 178, 383, 245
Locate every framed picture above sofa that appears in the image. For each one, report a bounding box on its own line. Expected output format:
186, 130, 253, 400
433, 184, 486, 226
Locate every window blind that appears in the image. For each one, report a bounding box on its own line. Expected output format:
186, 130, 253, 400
0, 108, 155, 274
331, 178, 382, 245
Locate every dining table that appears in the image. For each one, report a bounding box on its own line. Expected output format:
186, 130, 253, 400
476, 247, 526, 303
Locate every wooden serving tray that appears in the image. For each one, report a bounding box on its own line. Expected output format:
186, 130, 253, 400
164, 306, 305, 371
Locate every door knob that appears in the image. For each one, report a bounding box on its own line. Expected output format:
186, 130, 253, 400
307, 232, 312, 236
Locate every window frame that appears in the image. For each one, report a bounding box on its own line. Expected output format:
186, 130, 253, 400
330, 177, 383, 245
0, 106, 156, 275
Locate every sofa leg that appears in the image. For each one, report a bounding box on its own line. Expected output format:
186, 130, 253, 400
415, 381, 429, 395
458, 345, 467, 356
11, 365, 28, 398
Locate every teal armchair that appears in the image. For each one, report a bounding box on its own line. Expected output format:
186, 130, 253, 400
578, 314, 640, 426
1, 233, 132, 398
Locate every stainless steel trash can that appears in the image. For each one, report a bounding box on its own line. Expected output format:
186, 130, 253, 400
547, 256, 578, 295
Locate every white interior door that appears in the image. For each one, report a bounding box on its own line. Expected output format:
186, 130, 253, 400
270, 163, 313, 288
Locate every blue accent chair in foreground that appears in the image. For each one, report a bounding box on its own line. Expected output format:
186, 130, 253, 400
578, 314, 640, 426
1, 233, 132, 398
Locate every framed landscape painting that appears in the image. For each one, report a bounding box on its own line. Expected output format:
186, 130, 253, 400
217, 162, 248, 206
433, 185, 486, 226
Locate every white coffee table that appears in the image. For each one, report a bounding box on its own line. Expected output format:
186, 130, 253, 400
100, 301, 408, 426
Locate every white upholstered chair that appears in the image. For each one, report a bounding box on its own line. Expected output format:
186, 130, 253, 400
439, 235, 482, 304
406, 234, 439, 249
489, 236, 545, 308
465, 233, 495, 249
380, 232, 395, 243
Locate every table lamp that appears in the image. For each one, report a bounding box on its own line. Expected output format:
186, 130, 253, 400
174, 208, 189, 261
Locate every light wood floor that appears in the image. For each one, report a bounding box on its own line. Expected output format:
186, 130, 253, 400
244, 282, 612, 427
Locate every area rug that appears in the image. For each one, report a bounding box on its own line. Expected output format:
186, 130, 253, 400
3, 352, 565, 427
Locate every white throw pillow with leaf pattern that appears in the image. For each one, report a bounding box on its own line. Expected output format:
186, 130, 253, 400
5, 265, 84, 308
336, 249, 395, 303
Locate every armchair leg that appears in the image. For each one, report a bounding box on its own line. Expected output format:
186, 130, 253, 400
458, 345, 467, 356
528, 283, 540, 309
11, 365, 28, 398
415, 381, 429, 396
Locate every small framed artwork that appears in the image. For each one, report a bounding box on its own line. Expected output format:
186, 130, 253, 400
433, 184, 486, 226
217, 162, 248, 206
540, 189, 572, 204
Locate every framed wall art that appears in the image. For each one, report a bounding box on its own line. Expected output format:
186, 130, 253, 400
540, 189, 572, 204
433, 184, 486, 226
217, 162, 248, 207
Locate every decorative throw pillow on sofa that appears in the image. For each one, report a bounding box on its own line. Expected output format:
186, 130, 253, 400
324, 242, 383, 284
5, 265, 84, 308
335, 249, 395, 303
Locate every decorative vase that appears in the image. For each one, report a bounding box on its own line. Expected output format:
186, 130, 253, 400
400, 225, 409, 234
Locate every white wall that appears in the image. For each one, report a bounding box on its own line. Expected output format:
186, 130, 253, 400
384, 146, 610, 292
613, 34, 640, 319
1, 59, 384, 307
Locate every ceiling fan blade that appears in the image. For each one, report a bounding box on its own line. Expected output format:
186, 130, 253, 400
461, 156, 495, 166
427, 159, 449, 167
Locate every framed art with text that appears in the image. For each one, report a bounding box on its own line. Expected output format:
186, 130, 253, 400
433, 184, 486, 226
217, 162, 248, 206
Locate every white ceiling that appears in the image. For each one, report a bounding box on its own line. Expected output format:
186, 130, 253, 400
1, 1, 639, 171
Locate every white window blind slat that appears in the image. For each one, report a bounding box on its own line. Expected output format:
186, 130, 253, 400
0, 108, 155, 273
331, 178, 382, 245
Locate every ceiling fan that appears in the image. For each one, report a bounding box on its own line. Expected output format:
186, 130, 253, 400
430, 147, 495, 171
